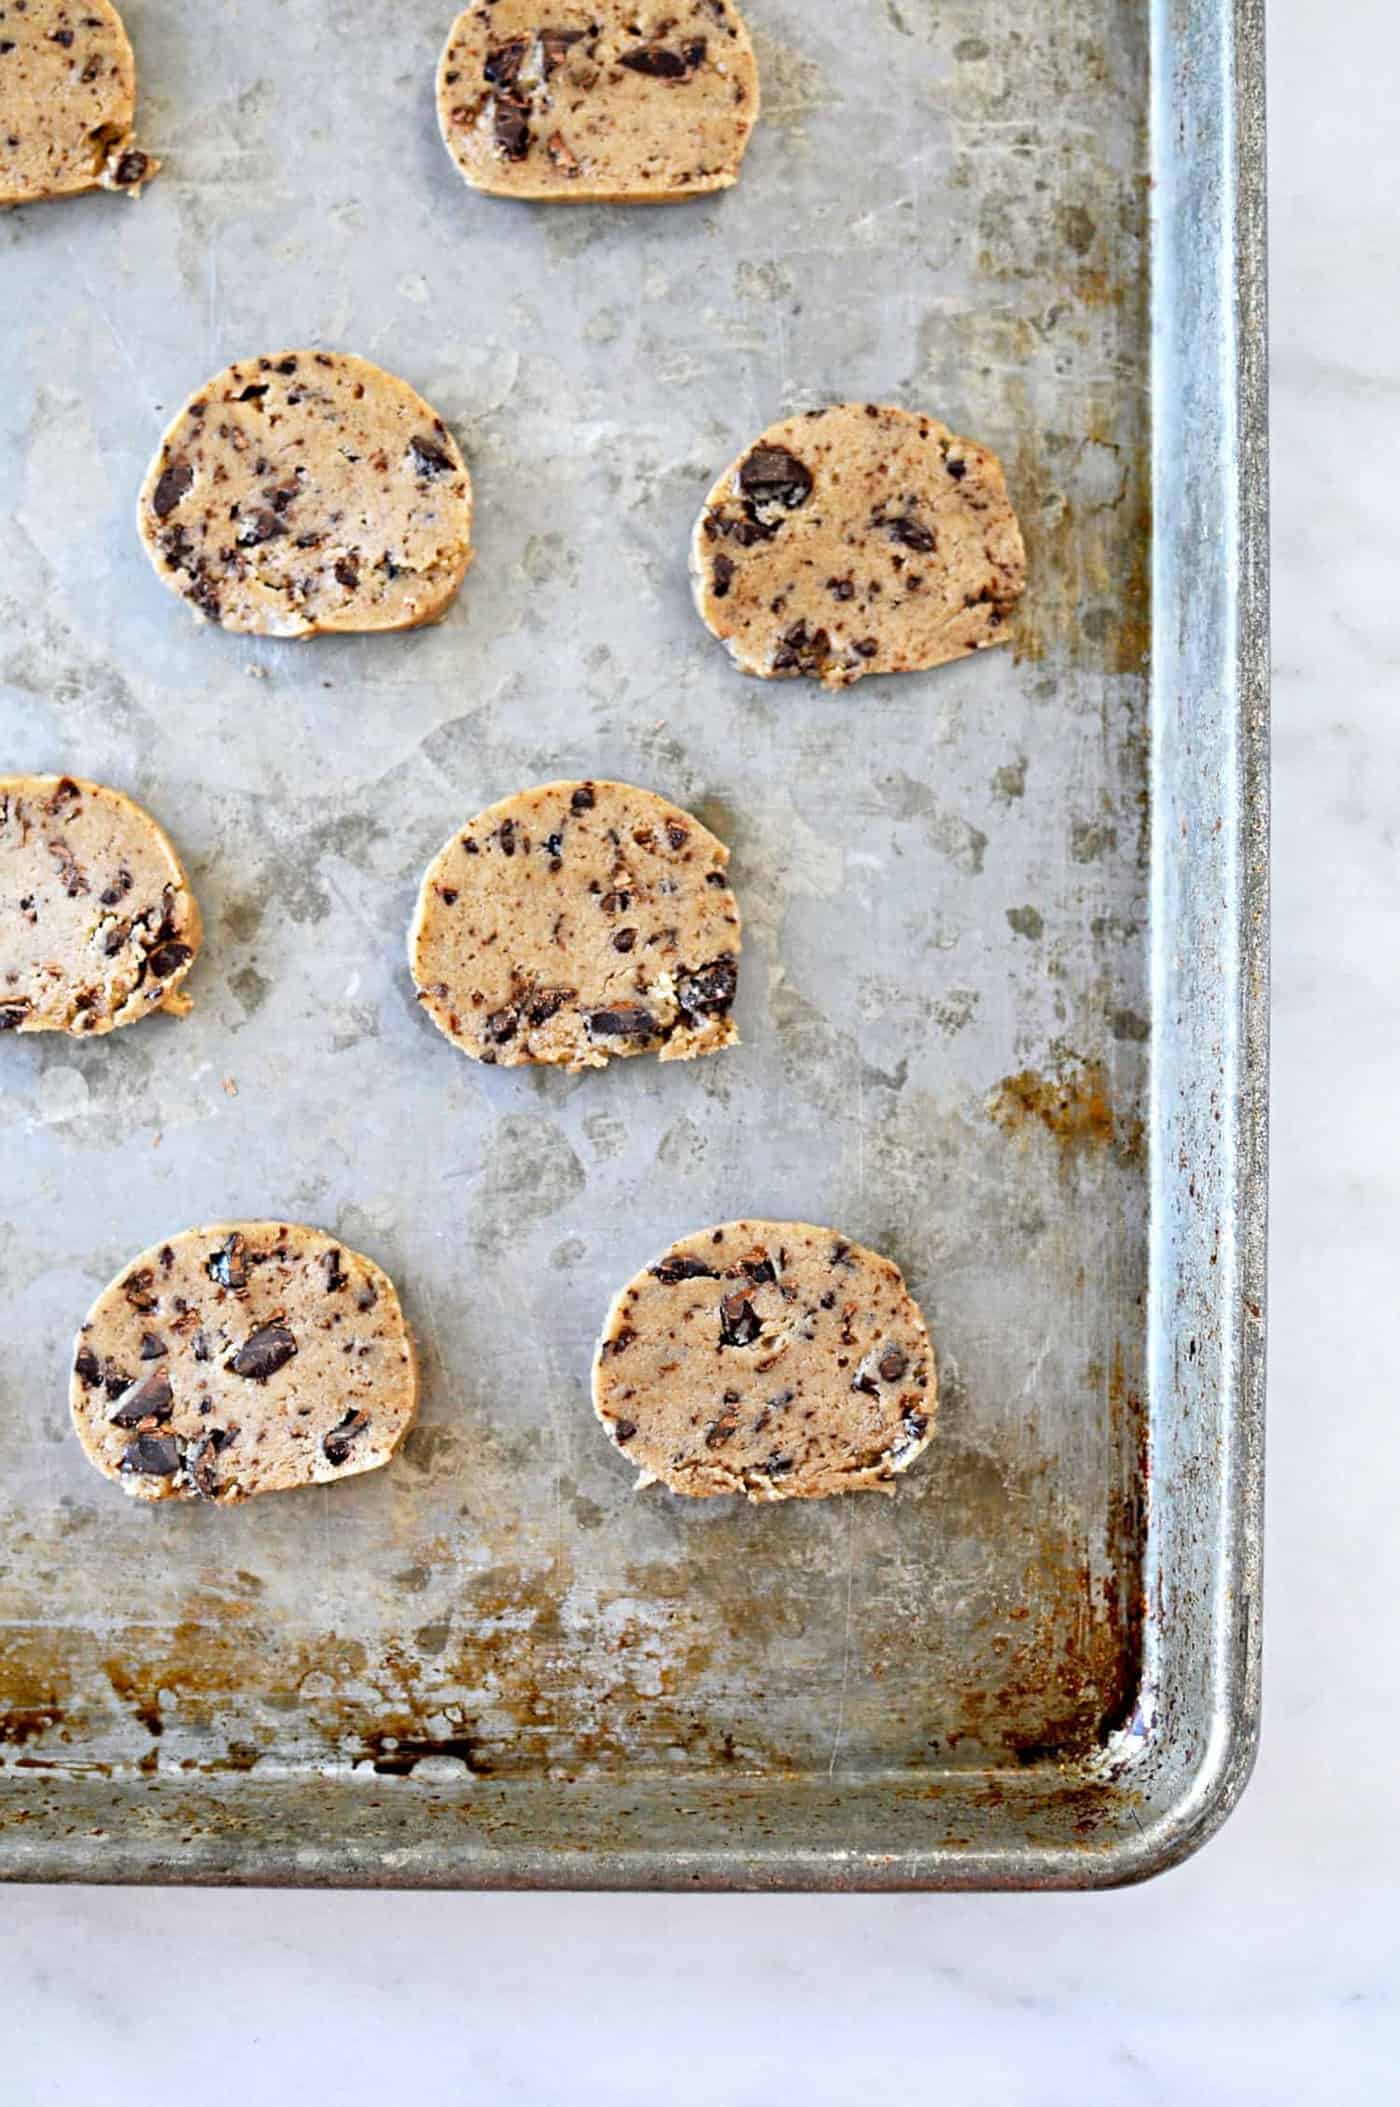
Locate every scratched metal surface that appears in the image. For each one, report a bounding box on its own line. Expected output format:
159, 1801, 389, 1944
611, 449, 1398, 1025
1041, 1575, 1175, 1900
0, 0, 1266, 1886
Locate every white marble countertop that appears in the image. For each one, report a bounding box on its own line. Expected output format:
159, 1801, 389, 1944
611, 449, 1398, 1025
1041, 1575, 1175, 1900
3, 3, 1396, 2098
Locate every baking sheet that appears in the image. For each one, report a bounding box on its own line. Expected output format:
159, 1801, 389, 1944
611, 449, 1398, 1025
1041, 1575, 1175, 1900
0, 0, 1266, 1886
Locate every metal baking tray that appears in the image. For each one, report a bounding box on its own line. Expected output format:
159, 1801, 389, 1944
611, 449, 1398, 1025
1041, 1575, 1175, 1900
0, 0, 1266, 1888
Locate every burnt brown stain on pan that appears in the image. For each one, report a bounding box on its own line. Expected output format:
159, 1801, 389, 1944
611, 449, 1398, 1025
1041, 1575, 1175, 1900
986, 1052, 1146, 1171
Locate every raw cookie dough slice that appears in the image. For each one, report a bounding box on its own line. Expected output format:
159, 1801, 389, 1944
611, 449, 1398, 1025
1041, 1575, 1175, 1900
71, 1224, 418, 1504
136, 351, 475, 638
0, 0, 158, 208
692, 403, 1027, 690
0, 774, 200, 1036
436, 0, 759, 203
594, 1221, 937, 1502
410, 779, 742, 1072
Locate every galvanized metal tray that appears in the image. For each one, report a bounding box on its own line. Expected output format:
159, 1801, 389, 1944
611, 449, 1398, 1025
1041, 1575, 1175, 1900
0, 0, 1266, 1888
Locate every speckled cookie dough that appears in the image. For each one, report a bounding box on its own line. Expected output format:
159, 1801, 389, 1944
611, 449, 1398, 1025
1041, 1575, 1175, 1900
136, 351, 475, 638
593, 1221, 937, 1502
70, 1224, 418, 1505
436, 0, 759, 203
692, 403, 1027, 690
0, 0, 157, 207
410, 780, 742, 1072
0, 774, 200, 1036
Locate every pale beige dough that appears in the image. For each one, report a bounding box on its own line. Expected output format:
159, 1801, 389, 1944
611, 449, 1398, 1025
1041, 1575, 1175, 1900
691, 403, 1027, 690
0, 0, 157, 207
410, 779, 742, 1072
136, 351, 475, 638
593, 1220, 938, 1502
436, 0, 759, 203
0, 774, 200, 1036
71, 1224, 418, 1504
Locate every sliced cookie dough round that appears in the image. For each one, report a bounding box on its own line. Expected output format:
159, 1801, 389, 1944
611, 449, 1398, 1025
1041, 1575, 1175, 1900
70, 1224, 418, 1505
136, 351, 475, 638
691, 403, 1027, 690
410, 779, 742, 1072
593, 1221, 937, 1502
436, 0, 760, 204
0, 0, 158, 208
0, 774, 200, 1037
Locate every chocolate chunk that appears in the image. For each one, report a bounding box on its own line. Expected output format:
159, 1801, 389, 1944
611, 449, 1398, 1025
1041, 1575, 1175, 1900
946, 456, 967, 480
523, 987, 572, 1027
192, 1331, 212, 1363
334, 557, 359, 590
152, 462, 193, 518
109, 1371, 175, 1427
112, 150, 149, 188
484, 37, 526, 84
146, 939, 193, 979
121, 1433, 181, 1477
879, 1346, 909, 1383
74, 1347, 102, 1389
600, 889, 630, 914
498, 818, 517, 856
322, 1409, 369, 1467
485, 1008, 519, 1045
206, 1233, 249, 1291
122, 1269, 157, 1313
738, 445, 813, 516
571, 785, 596, 813
237, 509, 287, 548
649, 1256, 718, 1285
0, 1003, 28, 1032
771, 621, 832, 675
139, 1332, 167, 1361
409, 434, 455, 479
612, 1418, 638, 1444
852, 1372, 880, 1399
188, 1426, 237, 1498
666, 824, 689, 851
541, 27, 585, 71
494, 95, 532, 158
612, 928, 638, 954
589, 1006, 655, 1039
356, 1280, 378, 1313
902, 1407, 929, 1443
883, 513, 936, 553
619, 40, 705, 78
226, 1321, 297, 1382
705, 1409, 740, 1449
763, 1453, 796, 1479
50, 28, 75, 47
719, 1293, 762, 1348
322, 1249, 348, 1294
677, 956, 738, 1017
742, 1256, 777, 1287
233, 384, 270, 403
711, 552, 735, 598
705, 506, 777, 548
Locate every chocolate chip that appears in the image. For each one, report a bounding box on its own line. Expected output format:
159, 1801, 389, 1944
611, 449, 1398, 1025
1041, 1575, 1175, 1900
322, 1249, 348, 1294
233, 383, 269, 403
152, 462, 193, 518
708, 548, 737, 597
226, 1321, 297, 1382
649, 1256, 717, 1285
852, 1373, 880, 1399
99, 868, 133, 907
588, 1006, 655, 1039
73, 1347, 102, 1389
742, 1256, 777, 1286
677, 956, 738, 1018
902, 1407, 929, 1443
600, 889, 630, 914
356, 1281, 378, 1313
334, 557, 359, 590
0, 1003, 28, 1032
485, 1008, 519, 1045
409, 434, 455, 478
719, 1293, 761, 1347
523, 987, 573, 1027
879, 1347, 909, 1383
321, 1408, 370, 1467
121, 1433, 181, 1478
146, 940, 192, 979
237, 509, 287, 548
571, 784, 596, 813
188, 1425, 236, 1498
109, 1372, 174, 1428
498, 819, 517, 856
946, 456, 967, 480
122, 1269, 157, 1313
192, 1331, 212, 1362
541, 27, 584, 70
608, 1326, 637, 1357
827, 576, 856, 601
705, 506, 777, 548
112, 149, 148, 187
763, 1453, 795, 1479
139, 1332, 167, 1361
705, 1409, 740, 1449
612, 928, 638, 954
494, 95, 531, 158
612, 1418, 638, 1444
666, 823, 689, 850
50, 28, 75, 46
206, 1233, 248, 1291
738, 445, 813, 516
705, 870, 728, 888
853, 639, 879, 659
543, 832, 564, 862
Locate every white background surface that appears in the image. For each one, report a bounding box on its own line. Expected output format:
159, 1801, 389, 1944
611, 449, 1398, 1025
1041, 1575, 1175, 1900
4, 5, 1396, 2099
